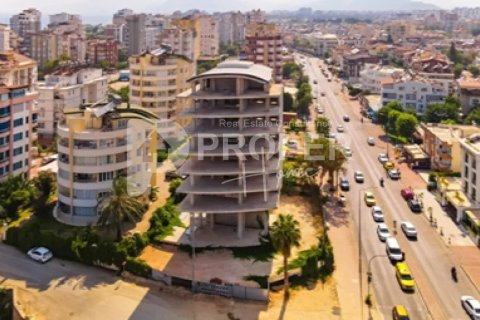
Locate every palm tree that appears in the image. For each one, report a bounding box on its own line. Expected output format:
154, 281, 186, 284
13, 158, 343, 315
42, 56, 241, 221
308, 138, 346, 190
98, 177, 145, 241
270, 214, 301, 296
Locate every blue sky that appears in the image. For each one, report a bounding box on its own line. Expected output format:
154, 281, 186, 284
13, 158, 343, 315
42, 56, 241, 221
0, 0, 478, 24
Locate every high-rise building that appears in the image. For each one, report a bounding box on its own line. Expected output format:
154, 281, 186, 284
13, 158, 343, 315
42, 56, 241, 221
125, 14, 146, 56
158, 27, 196, 62
177, 60, 283, 240
0, 51, 38, 180
0, 24, 11, 53
246, 9, 266, 25
86, 39, 119, 67
198, 16, 219, 59
129, 46, 193, 143
37, 67, 108, 140
55, 100, 158, 226
29, 31, 62, 68
113, 9, 135, 26
218, 12, 246, 45
244, 23, 284, 83
9, 8, 41, 55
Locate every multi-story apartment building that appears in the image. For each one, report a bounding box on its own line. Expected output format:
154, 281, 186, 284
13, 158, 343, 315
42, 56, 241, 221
218, 12, 246, 45
125, 14, 146, 56
246, 9, 266, 25
158, 27, 196, 62
55, 100, 158, 226
422, 123, 480, 172
460, 135, 480, 212
381, 77, 448, 114
0, 24, 10, 53
37, 67, 108, 140
86, 39, 119, 67
457, 78, 480, 115
244, 23, 283, 83
0, 51, 38, 180
342, 50, 381, 83
29, 31, 61, 67
129, 47, 193, 143
198, 16, 219, 59
177, 60, 283, 240
9, 8, 41, 55
112, 9, 135, 26
410, 54, 455, 94
360, 64, 405, 94
308, 34, 339, 58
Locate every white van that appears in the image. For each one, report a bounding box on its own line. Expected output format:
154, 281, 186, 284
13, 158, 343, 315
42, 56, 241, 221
386, 238, 403, 261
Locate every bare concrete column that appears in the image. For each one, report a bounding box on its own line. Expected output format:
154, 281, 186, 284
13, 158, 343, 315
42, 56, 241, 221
237, 212, 245, 239
209, 213, 215, 229
262, 211, 269, 235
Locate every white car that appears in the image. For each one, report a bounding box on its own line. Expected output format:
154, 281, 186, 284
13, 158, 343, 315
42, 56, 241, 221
27, 247, 53, 263
371, 206, 385, 222
344, 147, 352, 157
377, 223, 391, 241
378, 153, 389, 163
287, 140, 299, 149
401, 222, 417, 239
461, 296, 480, 320
367, 137, 375, 146
388, 169, 401, 180
328, 133, 336, 139
337, 125, 344, 132
354, 171, 364, 183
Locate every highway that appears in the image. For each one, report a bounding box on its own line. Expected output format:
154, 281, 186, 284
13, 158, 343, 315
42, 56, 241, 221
298, 53, 477, 320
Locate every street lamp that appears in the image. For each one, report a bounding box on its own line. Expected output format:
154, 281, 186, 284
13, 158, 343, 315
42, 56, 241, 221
367, 254, 388, 296
357, 185, 379, 319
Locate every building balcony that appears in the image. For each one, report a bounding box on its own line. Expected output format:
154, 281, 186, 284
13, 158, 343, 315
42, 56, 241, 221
177, 139, 281, 157
178, 174, 280, 194
178, 155, 281, 176
185, 120, 280, 136
178, 191, 279, 214
54, 205, 99, 227
182, 105, 281, 119
191, 89, 270, 100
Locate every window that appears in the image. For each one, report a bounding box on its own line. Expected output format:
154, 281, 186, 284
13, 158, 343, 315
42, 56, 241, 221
13, 161, 22, 170
99, 171, 113, 182
13, 118, 23, 127
13, 147, 22, 156
465, 165, 469, 178
13, 132, 23, 142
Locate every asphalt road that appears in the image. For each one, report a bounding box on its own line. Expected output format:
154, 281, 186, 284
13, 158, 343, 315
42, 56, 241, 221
298, 53, 477, 320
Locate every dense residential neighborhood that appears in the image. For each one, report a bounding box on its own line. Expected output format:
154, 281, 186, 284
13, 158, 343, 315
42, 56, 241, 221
1, 1, 480, 319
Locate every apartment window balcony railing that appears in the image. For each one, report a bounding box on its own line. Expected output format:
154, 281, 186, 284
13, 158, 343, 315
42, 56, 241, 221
74, 141, 97, 149
73, 174, 97, 183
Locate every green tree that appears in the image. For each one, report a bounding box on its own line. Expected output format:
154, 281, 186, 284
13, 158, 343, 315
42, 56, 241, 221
445, 95, 460, 107
111, 86, 129, 102
0, 176, 34, 218
377, 101, 403, 126
424, 103, 460, 123
387, 109, 402, 132
309, 138, 346, 189
283, 92, 295, 111
315, 117, 331, 137
282, 62, 301, 79
98, 177, 145, 241
395, 113, 418, 138
469, 64, 480, 78
465, 107, 480, 125
31, 171, 57, 217
270, 214, 301, 296
448, 42, 459, 64
454, 63, 464, 79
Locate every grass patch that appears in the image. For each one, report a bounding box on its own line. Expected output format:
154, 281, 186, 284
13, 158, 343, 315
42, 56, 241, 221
386, 133, 408, 144
243, 275, 269, 289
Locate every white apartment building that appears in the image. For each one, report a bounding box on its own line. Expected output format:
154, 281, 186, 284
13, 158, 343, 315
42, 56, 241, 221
55, 101, 158, 226
381, 77, 448, 114
460, 135, 480, 208
218, 12, 246, 45
198, 16, 219, 58
308, 34, 339, 58
129, 47, 193, 144
0, 24, 10, 52
37, 68, 108, 139
360, 64, 405, 94
159, 28, 196, 62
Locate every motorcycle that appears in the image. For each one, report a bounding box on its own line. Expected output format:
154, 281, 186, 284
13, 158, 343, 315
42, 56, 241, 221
451, 267, 458, 282
379, 177, 384, 187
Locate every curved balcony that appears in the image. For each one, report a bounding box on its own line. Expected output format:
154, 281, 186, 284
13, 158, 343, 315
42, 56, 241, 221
57, 124, 128, 140
178, 191, 279, 214
185, 121, 280, 136
54, 205, 99, 227
177, 140, 280, 157
182, 105, 281, 119
177, 174, 280, 194
177, 155, 280, 175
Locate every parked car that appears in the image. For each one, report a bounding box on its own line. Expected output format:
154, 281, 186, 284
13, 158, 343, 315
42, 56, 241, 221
343, 115, 350, 122
377, 223, 391, 241
383, 161, 395, 170
27, 247, 53, 263
328, 133, 336, 139
408, 199, 422, 213
340, 177, 350, 191
386, 238, 404, 262
367, 137, 375, 146
354, 171, 364, 183
343, 146, 352, 157
401, 222, 417, 239
337, 125, 345, 132
371, 206, 384, 222
388, 169, 401, 180
287, 140, 299, 149
461, 296, 480, 320
165, 170, 187, 181
401, 188, 414, 200
395, 262, 415, 292
364, 192, 376, 207
392, 305, 410, 320
313, 80, 318, 84
378, 153, 389, 163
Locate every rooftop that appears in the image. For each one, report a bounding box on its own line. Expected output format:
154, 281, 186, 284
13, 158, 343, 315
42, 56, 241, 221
423, 124, 480, 143
190, 60, 273, 83
458, 78, 480, 90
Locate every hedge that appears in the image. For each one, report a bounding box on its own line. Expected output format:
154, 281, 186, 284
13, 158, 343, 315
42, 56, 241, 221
125, 257, 152, 278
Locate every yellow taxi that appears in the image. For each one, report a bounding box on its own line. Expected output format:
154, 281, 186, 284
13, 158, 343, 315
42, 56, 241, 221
364, 191, 376, 206
395, 262, 415, 291
383, 161, 395, 170
392, 305, 410, 320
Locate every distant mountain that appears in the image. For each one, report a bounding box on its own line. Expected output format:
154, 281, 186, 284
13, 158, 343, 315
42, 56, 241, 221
306, 0, 440, 11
